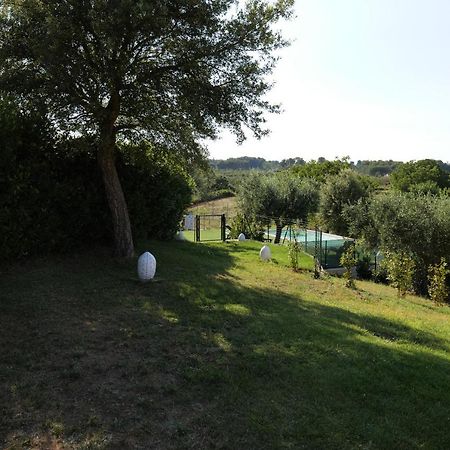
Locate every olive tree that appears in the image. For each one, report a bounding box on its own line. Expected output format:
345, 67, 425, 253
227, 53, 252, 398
319, 169, 373, 236
0, 0, 293, 256
345, 193, 450, 294
238, 172, 320, 243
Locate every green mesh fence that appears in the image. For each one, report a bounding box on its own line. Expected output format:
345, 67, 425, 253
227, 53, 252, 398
266, 226, 353, 269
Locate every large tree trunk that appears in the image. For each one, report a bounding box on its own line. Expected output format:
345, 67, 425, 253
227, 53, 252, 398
97, 110, 134, 258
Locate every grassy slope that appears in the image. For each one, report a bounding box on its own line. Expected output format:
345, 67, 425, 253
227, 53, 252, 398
1, 241, 450, 449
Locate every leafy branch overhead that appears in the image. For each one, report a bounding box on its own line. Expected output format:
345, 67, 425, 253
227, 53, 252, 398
0, 0, 293, 150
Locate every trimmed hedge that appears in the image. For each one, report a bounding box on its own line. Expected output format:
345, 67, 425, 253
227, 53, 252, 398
0, 101, 193, 260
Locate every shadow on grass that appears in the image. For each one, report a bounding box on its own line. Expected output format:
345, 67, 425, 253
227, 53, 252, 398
1, 240, 450, 449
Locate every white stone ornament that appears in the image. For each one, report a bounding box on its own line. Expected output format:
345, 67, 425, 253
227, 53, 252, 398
259, 245, 271, 261
238, 233, 246, 241
137, 251, 156, 282
175, 231, 186, 241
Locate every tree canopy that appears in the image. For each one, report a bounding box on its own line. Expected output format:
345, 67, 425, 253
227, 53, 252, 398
390, 159, 450, 194
238, 172, 320, 243
290, 158, 351, 182
319, 169, 373, 236
0, 0, 293, 256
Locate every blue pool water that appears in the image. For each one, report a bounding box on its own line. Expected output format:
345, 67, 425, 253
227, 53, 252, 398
267, 228, 347, 242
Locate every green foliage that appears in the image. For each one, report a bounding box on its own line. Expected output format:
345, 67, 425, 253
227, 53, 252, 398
343, 199, 379, 247
428, 258, 449, 304
340, 244, 357, 288
319, 169, 373, 236
346, 193, 450, 295
210, 156, 306, 171
383, 251, 416, 297
290, 157, 350, 182
119, 143, 194, 241
0, 0, 293, 256
354, 160, 401, 177
355, 254, 373, 280
238, 171, 320, 242
288, 240, 302, 271
192, 168, 235, 203
210, 157, 280, 171
228, 213, 264, 241
0, 101, 193, 259
390, 159, 450, 194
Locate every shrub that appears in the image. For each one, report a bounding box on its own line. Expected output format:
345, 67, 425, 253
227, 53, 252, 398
340, 244, 357, 288
228, 214, 264, 241
119, 144, 194, 241
288, 241, 302, 271
428, 258, 449, 304
356, 254, 373, 280
0, 103, 193, 260
383, 251, 415, 297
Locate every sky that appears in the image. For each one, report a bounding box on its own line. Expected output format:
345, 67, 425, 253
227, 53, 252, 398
206, 0, 450, 163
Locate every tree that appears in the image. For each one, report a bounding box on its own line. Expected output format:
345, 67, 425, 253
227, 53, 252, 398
319, 169, 373, 236
344, 193, 450, 295
390, 159, 450, 194
238, 172, 320, 243
0, 0, 293, 256
290, 157, 350, 182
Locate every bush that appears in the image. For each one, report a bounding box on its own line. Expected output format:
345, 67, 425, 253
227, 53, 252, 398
288, 241, 302, 271
228, 214, 264, 241
428, 258, 449, 304
372, 267, 389, 285
0, 102, 193, 260
383, 251, 415, 297
340, 244, 357, 288
356, 254, 373, 280
119, 144, 194, 241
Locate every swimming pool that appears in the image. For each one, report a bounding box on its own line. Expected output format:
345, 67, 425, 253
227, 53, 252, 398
266, 227, 353, 269
267, 228, 347, 243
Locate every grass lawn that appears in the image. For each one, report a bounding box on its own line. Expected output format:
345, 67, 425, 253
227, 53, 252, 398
183, 228, 223, 243
1, 240, 450, 449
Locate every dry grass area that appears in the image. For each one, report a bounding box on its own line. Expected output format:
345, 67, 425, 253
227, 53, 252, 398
188, 196, 238, 218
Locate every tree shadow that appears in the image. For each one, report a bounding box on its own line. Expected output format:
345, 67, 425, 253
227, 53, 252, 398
1, 241, 450, 449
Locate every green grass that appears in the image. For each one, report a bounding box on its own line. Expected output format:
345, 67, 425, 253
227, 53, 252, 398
1, 240, 450, 449
183, 227, 223, 242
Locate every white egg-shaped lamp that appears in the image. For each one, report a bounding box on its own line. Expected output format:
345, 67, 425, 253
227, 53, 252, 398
259, 245, 271, 261
175, 230, 186, 241
137, 251, 156, 282
238, 233, 246, 241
